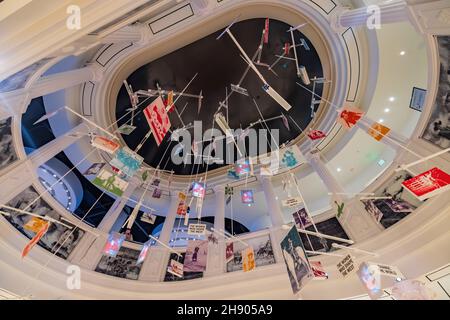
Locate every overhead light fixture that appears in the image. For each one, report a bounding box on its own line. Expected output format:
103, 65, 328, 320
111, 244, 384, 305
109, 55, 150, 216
378, 159, 386, 166
389, 97, 395, 102
400, 51, 406, 56
336, 167, 342, 172
379, 118, 385, 123
384, 108, 390, 113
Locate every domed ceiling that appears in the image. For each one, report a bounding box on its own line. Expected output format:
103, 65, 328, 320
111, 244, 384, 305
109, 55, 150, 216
116, 18, 324, 175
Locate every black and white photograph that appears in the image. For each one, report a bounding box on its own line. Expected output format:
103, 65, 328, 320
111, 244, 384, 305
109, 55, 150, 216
2, 186, 85, 259
95, 246, 142, 280
164, 253, 203, 282
0, 117, 18, 172
361, 171, 423, 228
83, 162, 106, 176
422, 36, 450, 149
280, 226, 313, 294
226, 234, 276, 272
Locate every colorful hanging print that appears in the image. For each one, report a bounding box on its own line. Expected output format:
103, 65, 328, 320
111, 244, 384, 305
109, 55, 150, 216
109, 147, 144, 177
91, 136, 120, 154
183, 240, 208, 272
241, 190, 254, 204
401, 167, 450, 201
235, 159, 253, 176
93, 169, 129, 197
280, 145, 305, 169
191, 182, 206, 198
22, 221, 50, 258
310, 261, 328, 280
167, 259, 184, 278
337, 107, 364, 129
102, 232, 126, 258
136, 240, 152, 265
226, 242, 234, 263
368, 122, 391, 141
307, 130, 327, 141
143, 96, 171, 146
242, 246, 256, 272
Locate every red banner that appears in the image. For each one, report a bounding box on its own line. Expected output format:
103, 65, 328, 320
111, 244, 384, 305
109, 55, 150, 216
337, 107, 364, 129
307, 130, 327, 140
22, 222, 50, 258
402, 167, 450, 201
143, 96, 171, 146
264, 18, 270, 44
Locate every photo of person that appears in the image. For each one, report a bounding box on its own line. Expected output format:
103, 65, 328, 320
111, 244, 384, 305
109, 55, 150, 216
0, 117, 18, 172
226, 235, 275, 272
96, 246, 142, 280
280, 226, 313, 294
422, 36, 450, 149
293, 208, 312, 229
183, 240, 208, 272
2, 186, 85, 259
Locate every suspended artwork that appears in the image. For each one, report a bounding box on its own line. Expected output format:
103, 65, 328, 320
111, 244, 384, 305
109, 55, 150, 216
22, 221, 50, 258
143, 96, 171, 146
280, 226, 313, 294
109, 147, 144, 177
401, 167, 450, 201
336, 254, 356, 278
191, 182, 206, 198
292, 208, 312, 229
136, 240, 152, 265
307, 130, 327, 141
242, 246, 256, 272
93, 168, 129, 197
90, 136, 120, 154
168, 259, 184, 278
102, 232, 126, 258
240, 190, 254, 204
226, 242, 234, 263
310, 261, 328, 280
184, 240, 208, 272
337, 107, 364, 129
357, 262, 383, 300
83, 162, 105, 176
23, 216, 48, 233
367, 122, 391, 141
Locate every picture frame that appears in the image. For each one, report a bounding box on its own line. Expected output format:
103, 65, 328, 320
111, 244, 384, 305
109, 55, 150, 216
409, 87, 427, 112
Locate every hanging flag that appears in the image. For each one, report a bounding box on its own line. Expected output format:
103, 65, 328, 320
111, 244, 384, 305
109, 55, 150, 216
401, 167, 450, 201
242, 247, 256, 272
187, 223, 207, 236
83, 163, 106, 176
281, 114, 290, 131
335, 201, 345, 219
22, 222, 50, 258
310, 261, 328, 280
136, 240, 152, 265
337, 107, 364, 129
264, 18, 270, 44
226, 242, 234, 263
102, 232, 126, 258
24, 217, 48, 233
241, 190, 254, 204
91, 136, 120, 154
284, 42, 290, 55
307, 130, 327, 141
151, 178, 161, 186
225, 186, 234, 205
368, 122, 391, 141
143, 96, 171, 146
93, 169, 129, 197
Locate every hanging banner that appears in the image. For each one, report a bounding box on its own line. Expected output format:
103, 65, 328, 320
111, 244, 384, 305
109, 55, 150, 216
93, 169, 129, 197
337, 107, 364, 129
282, 197, 303, 208
226, 242, 234, 263
22, 222, 50, 258
102, 232, 126, 258
292, 208, 312, 229
143, 96, 171, 146
368, 122, 391, 141
109, 147, 144, 177
184, 240, 208, 272
310, 261, 328, 280
242, 246, 256, 272
336, 254, 356, 278
136, 240, 152, 265
83, 162, 105, 176
167, 259, 184, 278
241, 190, 254, 204
264, 18, 270, 43
357, 262, 383, 300
192, 182, 206, 198
23, 217, 48, 233
91, 136, 120, 154
401, 167, 450, 201
187, 223, 207, 236
280, 226, 313, 294
307, 130, 327, 141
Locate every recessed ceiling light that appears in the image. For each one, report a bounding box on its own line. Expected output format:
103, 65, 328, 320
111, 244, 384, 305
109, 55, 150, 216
248, 204, 252, 207
400, 51, 406, 56
336, 168, 342, 172
379, 118, 385, 123
389, 97, 395, 102
384, 108, 390, 113
378, 159, 386, 166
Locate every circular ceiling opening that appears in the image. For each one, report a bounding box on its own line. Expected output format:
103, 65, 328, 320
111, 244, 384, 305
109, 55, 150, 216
116, 18, 324, 175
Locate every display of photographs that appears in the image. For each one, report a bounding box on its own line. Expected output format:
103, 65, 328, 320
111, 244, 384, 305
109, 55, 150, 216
1, 186, 84, 259
226, 235, 275, 272
168, 259, 184, 278
91, 136, 120, 154
280, 226, 313, 294
0, 117, 18, 172
409, 87, 427, 112
140, 212, 156, 224
93, 169, 129, 197
83, 162, 105, 176
192, 182, 206, 198
109, 147, 144, 177
226, 242, 234, 263
293, 208, 312, 229
242, 247, 256, 272
117, 124, 136, 135
102, 232, 126, 258
240, 190, 254, 204
95, 246, 142, 280
422, 36, 450, 149
360, 171, 423, 229
136, 240, 152, 265
183, 240, 208, 272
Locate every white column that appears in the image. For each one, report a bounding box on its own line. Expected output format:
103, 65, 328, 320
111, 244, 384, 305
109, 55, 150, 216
205, 186, 226, 276
69, 178, 140, 269
333, 1, 409, 30
0, 123, 89, 204
306, 153, 382, 241
139, 194, 179, 282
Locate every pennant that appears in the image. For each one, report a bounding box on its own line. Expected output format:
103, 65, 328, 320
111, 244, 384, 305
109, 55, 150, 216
143, 96, 171, 146
337, 107, 364, 129
307, 130, 327, 141
226, 242, 234, 263
281, 114, 290, 131
102, 232, 125, 258
368, 122, 391, 141
401, 167, 450, 201
241, 190, 254, 204
22, 222, 50, 258
136, 240, 151, 265
91, 136, 120, 154
264, 18, 270, 44
225, 186, 234, 196
24, 217, 48, 233
242, 247, 256, 272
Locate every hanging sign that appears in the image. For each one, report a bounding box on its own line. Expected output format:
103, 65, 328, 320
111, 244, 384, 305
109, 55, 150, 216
337, 107, 364, 129
102, 232, 126, 258
282, 197, 303, 208
357, 262, 383, 300
242, 247, 256, 272
109, 147, 144, 177
167, 259, 184, 278
264, 18, 270, 44
307, 130, 327, 141
91, 136, 120, 154
143, 96, 171, 146
336, 254, 356, 278
22, 222, 50, 258
401, 167, 450, 201
367, 122, 391, 141
187, 223, 207, 236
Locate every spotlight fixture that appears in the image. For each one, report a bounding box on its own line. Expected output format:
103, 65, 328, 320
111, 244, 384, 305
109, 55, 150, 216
389, 97, 395, 102
400, 51, 406, 56
379, 118, 385, 123
384, 108, 390, 113
336, 168, 342, 172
